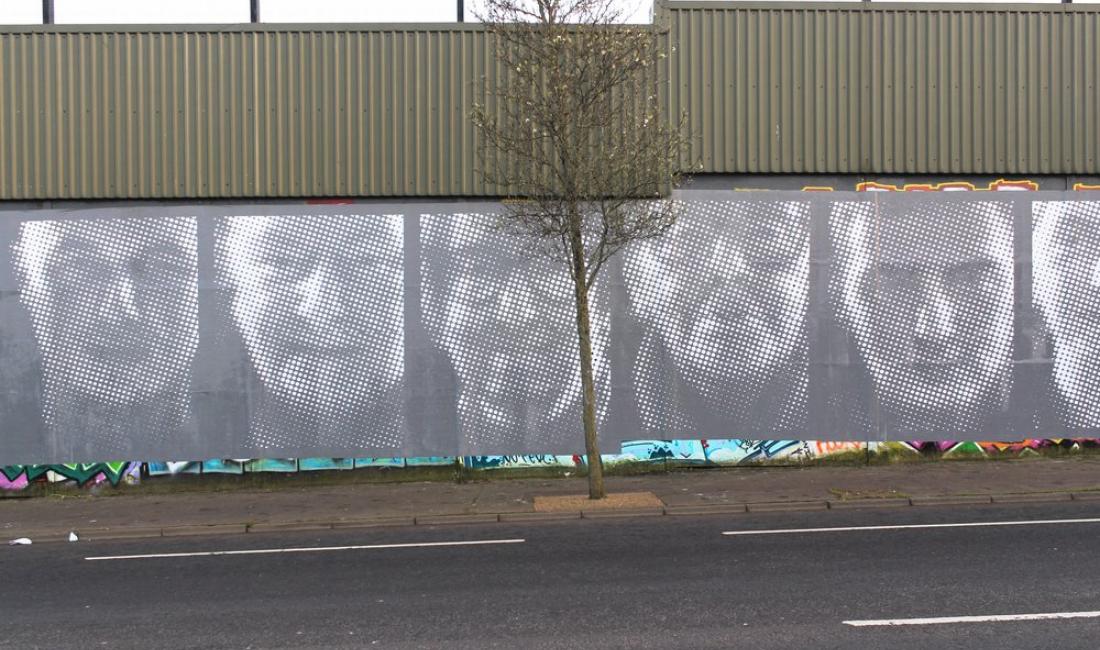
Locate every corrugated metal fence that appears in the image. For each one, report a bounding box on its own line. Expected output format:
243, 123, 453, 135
0, 26, 500, 199
1, 4, 1099, 200
664, 2, 1100, 176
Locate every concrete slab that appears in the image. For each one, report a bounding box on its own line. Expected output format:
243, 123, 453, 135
827, 498, 912, 510
161, 523, 248, 537
663, 504, 748, 516
746, 501, 828, 513
247, 521, 334, 533
331, 516, 416, 529
580, 507, 665, 519
416, 513, 501, 526
498, 511, 581, 522
991, 492, 1073, 504
909, 495, 993, 506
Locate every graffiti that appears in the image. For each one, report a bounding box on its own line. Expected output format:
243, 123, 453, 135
2, 462, 140, 489
1074, 184, 1100, 191
466, 455, 575, 470
815, 441, 863, 456
800, 180, 1042, 192
897, 439, 1100, 457
855, 179, 1038, 192
5, 440, 1100, 491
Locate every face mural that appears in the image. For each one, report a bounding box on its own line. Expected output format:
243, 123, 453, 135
421, 212, 610, 453
622, 200, 811, 434
217, 214, 405, 449
12, 216, 199, 455
831, 200, 1015, 430
1033, 201, 1100, 428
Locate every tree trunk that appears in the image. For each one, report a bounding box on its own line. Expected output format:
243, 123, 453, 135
568, 218, 605, 500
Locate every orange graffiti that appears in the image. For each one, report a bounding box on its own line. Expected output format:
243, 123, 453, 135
855, 179, 1039, 192
814, 441, 863, 455
1074, 183, 1100, 191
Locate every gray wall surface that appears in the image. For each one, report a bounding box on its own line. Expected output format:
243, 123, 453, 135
0, 190, 1097, 464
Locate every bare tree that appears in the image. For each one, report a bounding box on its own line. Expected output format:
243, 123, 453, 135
471, 0, 691, 499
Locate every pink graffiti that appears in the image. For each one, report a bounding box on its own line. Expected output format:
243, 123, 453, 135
0, 473, 29, 490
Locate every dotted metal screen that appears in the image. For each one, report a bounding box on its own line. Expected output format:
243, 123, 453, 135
622, 200, 811, 437
829, 200, 1016, 434
215, 213, 406, 450
421, 212, 610, 453
1033, 201, 1100, 429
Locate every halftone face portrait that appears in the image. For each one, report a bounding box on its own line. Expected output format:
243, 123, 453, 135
1033, 201, 1100, 428
622, 200, 811, 435
12, 216, 199, 456
830, 200, 1014, 431
216, 213, 405, 450
422, 212, 610, 453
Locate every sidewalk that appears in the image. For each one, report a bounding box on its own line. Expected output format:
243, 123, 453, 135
5, 457, 1100, 543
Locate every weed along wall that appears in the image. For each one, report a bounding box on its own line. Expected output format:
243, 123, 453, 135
4, 187, 1100, 490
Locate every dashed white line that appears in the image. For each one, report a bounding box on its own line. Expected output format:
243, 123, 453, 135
85, 538, 526, 561
722, 517, 1100, 537
844, 611, 1100, 627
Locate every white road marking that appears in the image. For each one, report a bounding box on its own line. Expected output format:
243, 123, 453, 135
85, 538, 526, 561
844, 611, 1100, 627
722, 517, 1100, 537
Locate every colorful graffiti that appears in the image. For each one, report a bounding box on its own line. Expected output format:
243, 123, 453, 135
855, 179, 1039, 192
6, 439, 1098, 491
0, 462, 140, 490
801, 179, 1056, 192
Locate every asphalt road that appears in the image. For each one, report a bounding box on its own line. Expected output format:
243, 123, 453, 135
5, 501, 1100, 649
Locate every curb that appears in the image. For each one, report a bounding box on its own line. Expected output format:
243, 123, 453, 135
332, 516, 417, 529
909, 495, 993, 507
747, 501, 828, 513
162, 524, 249, 537
827, 498, 912, 510
581, 507, 665, 519
991, 492, 1073, 504
499, 511, 581, 522
246, 521, 334, 534
663, 504, 748, 516
415, 514, 501, 526
8, 488, 1097, 544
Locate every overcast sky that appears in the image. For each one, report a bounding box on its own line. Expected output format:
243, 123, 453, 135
0, 1, 656, 25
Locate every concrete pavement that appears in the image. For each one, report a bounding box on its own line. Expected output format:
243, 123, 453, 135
4, 457, 1100, 542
